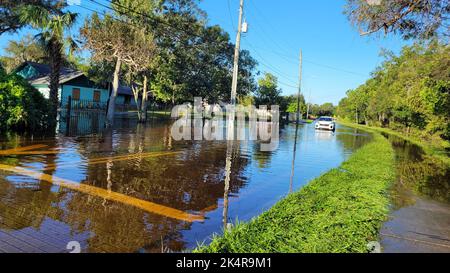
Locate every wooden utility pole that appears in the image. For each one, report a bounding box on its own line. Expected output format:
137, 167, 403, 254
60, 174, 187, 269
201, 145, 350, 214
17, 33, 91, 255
289, 49, 303, 193
295, 50, 303, 123
224, 0, 245, 228
230, 0, 245, 106
306, 88, 311, 120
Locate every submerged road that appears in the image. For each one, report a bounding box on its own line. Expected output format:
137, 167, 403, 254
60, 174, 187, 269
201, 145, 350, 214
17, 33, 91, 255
381, 189, 450, 253
380, 133, 450, 253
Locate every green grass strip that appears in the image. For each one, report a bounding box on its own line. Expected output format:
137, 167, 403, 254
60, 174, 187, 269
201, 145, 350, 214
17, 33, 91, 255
338, 120, 450, 166
196, 134, 395, 253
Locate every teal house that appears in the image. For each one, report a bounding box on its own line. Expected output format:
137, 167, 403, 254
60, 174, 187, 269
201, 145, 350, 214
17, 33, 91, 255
15, 62, 110, 107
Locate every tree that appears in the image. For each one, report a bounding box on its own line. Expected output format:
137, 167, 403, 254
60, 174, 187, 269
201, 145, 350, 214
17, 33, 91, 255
81, 13, 155, 126
149, 0, 257, 105
344, 0, 450, 40
283, 94, 306, 114
318, 103, 336, 117
308, 102, 336, 117
113, 0, 159, 123
336, 41, 450, 140
19, 5, 78, 125
255, 73, 281, 107
0, 34, 47, 72
0, 0, 64, 35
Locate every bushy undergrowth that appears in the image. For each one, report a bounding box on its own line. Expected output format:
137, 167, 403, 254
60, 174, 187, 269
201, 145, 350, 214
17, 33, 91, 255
0, 67, 51, 132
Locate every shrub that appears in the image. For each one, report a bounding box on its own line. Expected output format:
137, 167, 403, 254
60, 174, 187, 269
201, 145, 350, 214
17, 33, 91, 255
0, 71, 51, 132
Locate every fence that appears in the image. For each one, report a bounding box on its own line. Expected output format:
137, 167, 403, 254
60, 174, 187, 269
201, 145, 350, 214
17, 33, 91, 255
59, 96, 108, 136
61, 97, 108, 112
115, 103, 138, 113
58, 97, 176, 136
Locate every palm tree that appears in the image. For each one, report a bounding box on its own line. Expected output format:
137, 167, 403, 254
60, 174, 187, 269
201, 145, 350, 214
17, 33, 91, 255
19, 5, 78, 125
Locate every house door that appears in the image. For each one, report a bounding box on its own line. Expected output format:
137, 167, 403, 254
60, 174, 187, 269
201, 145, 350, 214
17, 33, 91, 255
72, 88, 80, 101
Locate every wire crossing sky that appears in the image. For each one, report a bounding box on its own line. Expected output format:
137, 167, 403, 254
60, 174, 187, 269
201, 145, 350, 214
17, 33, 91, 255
206, 0, 410, 105
0, 0, 410, 105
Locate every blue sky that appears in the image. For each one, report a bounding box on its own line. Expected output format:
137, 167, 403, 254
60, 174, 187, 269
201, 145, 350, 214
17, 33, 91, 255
0, 0, 410, 105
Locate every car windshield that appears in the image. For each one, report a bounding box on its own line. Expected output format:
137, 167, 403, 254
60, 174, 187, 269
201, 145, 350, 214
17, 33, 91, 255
318, 118, 333, 122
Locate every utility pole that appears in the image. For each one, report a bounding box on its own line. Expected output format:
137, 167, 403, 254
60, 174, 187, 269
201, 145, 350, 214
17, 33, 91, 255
306, 88, 311, 120
230, 0, 245, 106
224, 0, 245, 229
290, 49, 303, 193
295, 50, 303, 123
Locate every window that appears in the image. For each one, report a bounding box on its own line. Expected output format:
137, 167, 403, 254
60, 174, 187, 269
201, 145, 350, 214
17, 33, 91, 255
72, 88, 80, 101
124, 96, 131, 105
93, 90, 101, 102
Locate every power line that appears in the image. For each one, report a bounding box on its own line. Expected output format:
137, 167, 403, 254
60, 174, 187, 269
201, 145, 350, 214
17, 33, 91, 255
246, 42, 298, 84
77, 0, 215, 55
247, 0, 298, 58
227, 0, 236, 32
246, 44, 368, 78
79, 1, 303, 91
222, 1, 299, 90
243, 0, 368, 79
91, 0, 206, 40
303, 59, 367, 77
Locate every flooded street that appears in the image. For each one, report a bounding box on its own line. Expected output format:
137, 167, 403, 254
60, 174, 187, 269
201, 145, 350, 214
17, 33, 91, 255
0, 119, 371, 253
380, 134, 450, 253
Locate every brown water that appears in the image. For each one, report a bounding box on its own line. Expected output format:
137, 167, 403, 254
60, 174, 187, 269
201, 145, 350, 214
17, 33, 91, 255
0, 118, 373, 253
380, 133, 450, 253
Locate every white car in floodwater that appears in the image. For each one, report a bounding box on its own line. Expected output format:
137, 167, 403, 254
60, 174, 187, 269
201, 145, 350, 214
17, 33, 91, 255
315, 117, 336, 131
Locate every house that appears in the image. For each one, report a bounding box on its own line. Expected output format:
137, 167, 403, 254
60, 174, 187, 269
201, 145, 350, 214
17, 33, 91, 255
15, 62, 110, 107
15, 62, 149, 112
117, 85, 134, 105
116, 84, 153, 112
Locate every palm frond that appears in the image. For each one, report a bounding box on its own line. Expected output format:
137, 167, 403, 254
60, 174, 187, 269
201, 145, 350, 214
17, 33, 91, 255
34, 33, 53, 54
61, 12, 78, 29
18, 5, 50, 28
64, 37, 79, 57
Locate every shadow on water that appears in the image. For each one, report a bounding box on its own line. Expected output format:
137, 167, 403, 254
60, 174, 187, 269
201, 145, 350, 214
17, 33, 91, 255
381, 132, 450, 206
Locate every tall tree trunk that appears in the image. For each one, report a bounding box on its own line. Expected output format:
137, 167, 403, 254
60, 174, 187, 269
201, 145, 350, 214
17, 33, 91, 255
49, 38, 62, 128
132, 85, 141, 121
139, 75, 148, 123
106, 57, 122, 127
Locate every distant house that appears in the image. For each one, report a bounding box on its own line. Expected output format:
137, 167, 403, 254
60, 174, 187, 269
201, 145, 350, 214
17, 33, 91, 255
15, 62, 110, 107
116, 84, 154, 112
117, 85, 134, 105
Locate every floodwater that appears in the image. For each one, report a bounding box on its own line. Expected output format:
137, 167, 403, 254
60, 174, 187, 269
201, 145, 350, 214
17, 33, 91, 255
380, 133, 450, 253
0, 117, 372, 253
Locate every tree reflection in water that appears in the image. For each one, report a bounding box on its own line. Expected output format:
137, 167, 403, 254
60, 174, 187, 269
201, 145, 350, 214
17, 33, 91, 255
383, 133, 450, 205
0, 120, 251, 252
1, 120, 410, 253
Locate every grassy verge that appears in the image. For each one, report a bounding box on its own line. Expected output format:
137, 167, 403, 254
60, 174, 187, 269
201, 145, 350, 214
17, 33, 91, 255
338, 120, 450, 166
196, 134, 395, 253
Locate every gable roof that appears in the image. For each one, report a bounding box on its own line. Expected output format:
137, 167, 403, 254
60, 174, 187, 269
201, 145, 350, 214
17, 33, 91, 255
15, 62, 139, 96
16, 61, 84, 85
30, 70, 85, 86
117, 85, 133, 96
